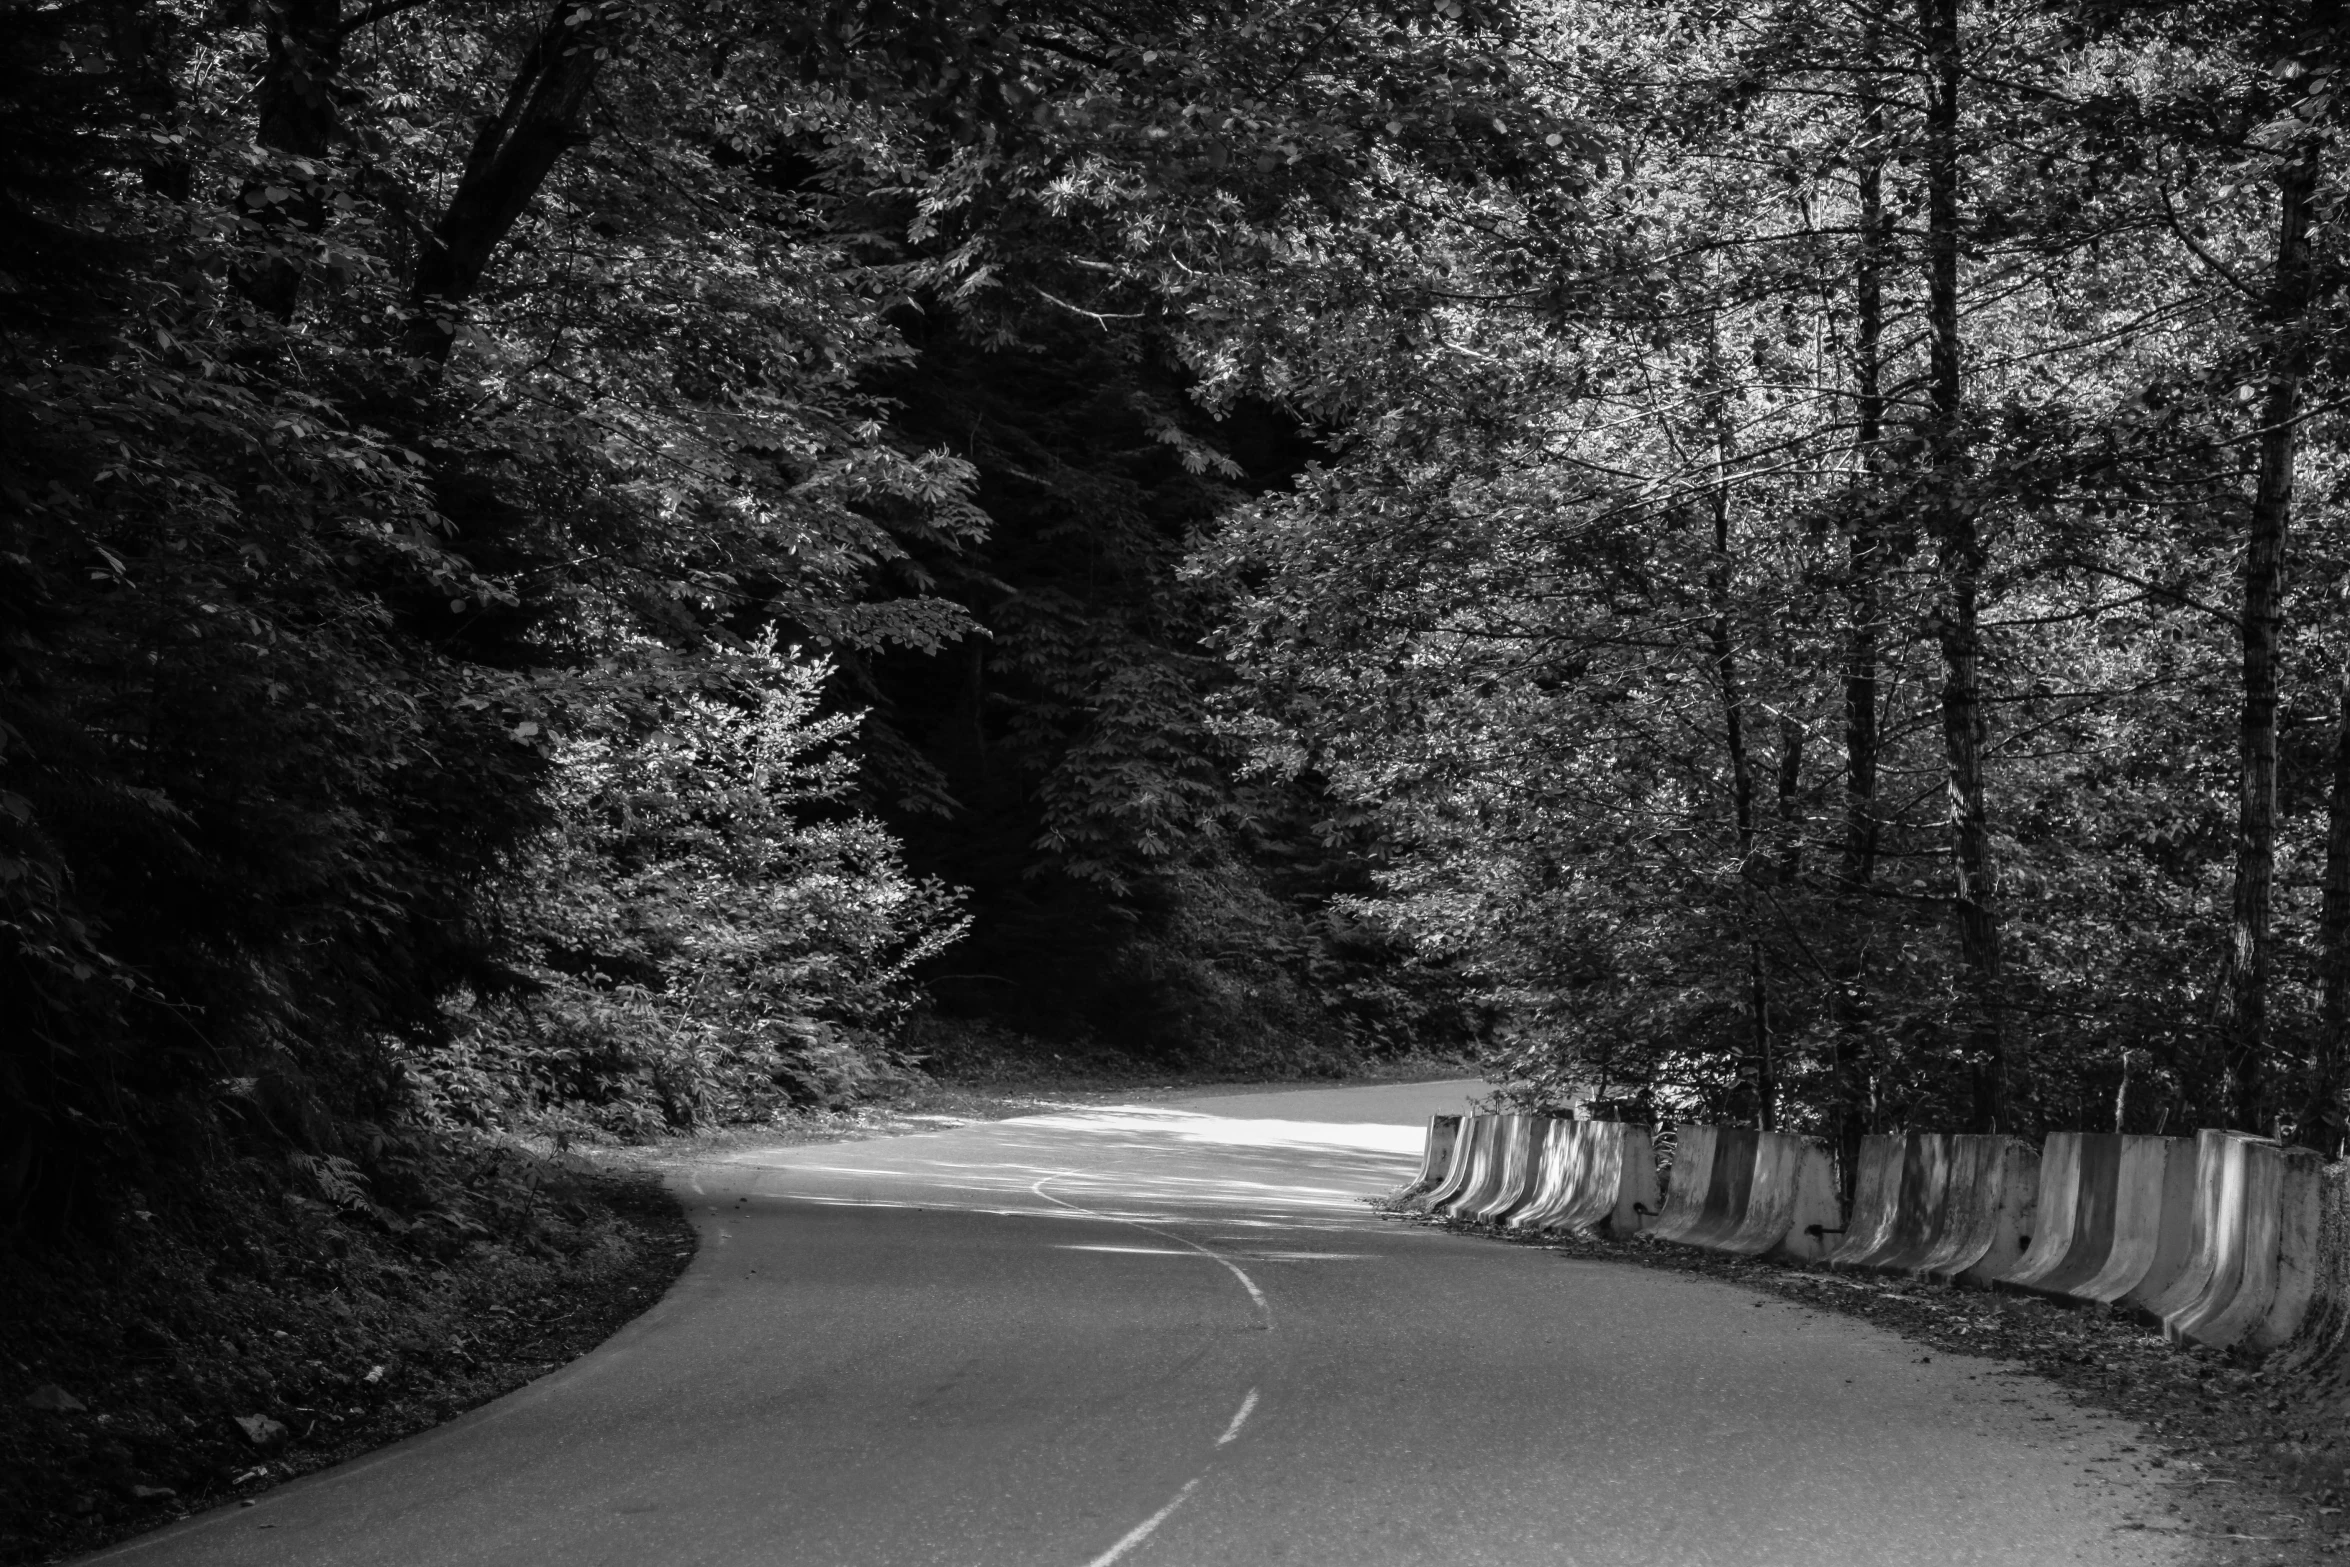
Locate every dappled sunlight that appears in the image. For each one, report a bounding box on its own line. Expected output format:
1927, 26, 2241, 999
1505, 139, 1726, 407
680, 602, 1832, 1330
694, 1104, 1432, 1233
1010, 1107, 1426, 1157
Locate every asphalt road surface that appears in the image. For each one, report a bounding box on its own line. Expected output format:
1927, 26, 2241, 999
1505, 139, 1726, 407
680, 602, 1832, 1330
86, 1080, 2181, 1566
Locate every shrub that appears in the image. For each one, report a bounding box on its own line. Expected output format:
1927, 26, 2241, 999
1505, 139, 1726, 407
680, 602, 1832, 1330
412, 638, 967, 1136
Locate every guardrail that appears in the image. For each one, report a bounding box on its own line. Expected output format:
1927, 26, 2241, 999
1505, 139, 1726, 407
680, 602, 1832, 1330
1388, 1113, 2338, 1354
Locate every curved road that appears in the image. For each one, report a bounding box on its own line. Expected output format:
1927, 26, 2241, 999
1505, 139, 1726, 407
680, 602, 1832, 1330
86, 1081, 2179, 1566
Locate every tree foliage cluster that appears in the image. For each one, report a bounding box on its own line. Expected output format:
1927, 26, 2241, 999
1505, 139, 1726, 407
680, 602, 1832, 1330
27, 0, 2335, 1237
1200, 0, 2350, 1167
0, 0, 1522, 1232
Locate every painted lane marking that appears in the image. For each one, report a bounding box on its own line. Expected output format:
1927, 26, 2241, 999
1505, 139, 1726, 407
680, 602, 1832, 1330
1079, 1478, 1201, 1567
1054, 1244, 1200, 1256
1031, 1176, 1273, 1567
1217, 1388, 1259, 1447
1031, 1177, 1272, 1323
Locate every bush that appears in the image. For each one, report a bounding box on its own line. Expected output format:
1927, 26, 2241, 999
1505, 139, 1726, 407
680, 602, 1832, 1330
410, 638, 968, 1137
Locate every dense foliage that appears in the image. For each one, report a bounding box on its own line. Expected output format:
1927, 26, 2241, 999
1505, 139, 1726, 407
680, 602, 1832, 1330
13, 0, 2348, 1236
1197, 0, 2350, 1168
0, 0, 1505, 1234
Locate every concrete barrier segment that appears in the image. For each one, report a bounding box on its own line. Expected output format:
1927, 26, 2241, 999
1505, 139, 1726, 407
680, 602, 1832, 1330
1647, 1123, 1723, 1248
1405, 1113, 1489, 1215
1741, 1134, 1843, 1265
1649, 1125, 1760, 1252
2163, 1137, 2322, 1351
1918, 1135, 2039, 1288
2003, 1134, 2185, 1307
1506, 1118, 1588, 1232
1464, 1114, 1543, 1224
2070, 1136, 2198, 1313
1648, 1126, 1837, 1261
2161, 1131, 2277, 1348
1434, 1113, 1522, 1221
2141, 1129, 2266, 1331
1388, 1114, 1462, 1205
2001, 1132, 2095, 1298
2271, 1160, 2350, 1378
1509, 1122, 1659, 1239
1829, 1135, 1904, 1265
2256, 1146, 2323, 1352
1570, 1123, 1662, 1240
1830, 1134, 1955, 1275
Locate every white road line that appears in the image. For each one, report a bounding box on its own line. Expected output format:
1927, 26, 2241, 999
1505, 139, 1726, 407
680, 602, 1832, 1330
1030, 1177, 1272, 1324
1032, 1176, 1267, 1567
1217, 1388, 1259, 1447
1079, 1477, 1201, 1567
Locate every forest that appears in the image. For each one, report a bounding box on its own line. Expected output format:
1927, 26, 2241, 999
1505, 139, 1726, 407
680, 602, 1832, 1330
5, 0, 2349, 1242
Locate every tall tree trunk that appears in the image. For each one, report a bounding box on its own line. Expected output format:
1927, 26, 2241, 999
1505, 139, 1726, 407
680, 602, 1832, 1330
2224, 123, 2320, 1133
2303, 671, 2350, 1152
1833, 98, 1888, 1188
403, 0, 613, 366
1704, 350, 1773, 1129
244, 0, 345, 317
1916, 0, 2006, 1132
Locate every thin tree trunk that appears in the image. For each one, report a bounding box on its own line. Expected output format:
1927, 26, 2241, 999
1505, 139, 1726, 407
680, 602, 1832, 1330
1916, 0, 2006, 1133
1776, 714, 1804, 879
1703, 346, 1773, 1129
403, 0, 612, 365
1844, 108, 1886, 892
1832, 99, 1888, 1190
243, 0, 345, 317
2303, 669, 2350, 1153
2224, 128, 2320, 1133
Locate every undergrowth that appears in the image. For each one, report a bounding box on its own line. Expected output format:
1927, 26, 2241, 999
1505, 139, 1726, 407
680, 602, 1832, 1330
0, 1132, 690, 1565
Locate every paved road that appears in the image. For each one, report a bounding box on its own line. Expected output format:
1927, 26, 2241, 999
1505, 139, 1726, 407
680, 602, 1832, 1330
88, 1081, 2179, 1566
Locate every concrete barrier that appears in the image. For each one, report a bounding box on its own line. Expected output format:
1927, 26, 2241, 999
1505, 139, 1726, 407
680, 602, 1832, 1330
1918, 1136, 2039, 1287
2073, 1134, 2199, 1313
1388, 1114, 1462, 1205
2002, 1133, 2200, 1307
1829, 1133, 2039, 1287
2272, 1160, 2350, 1378
1506, 1117, 1584, 1232
2266, 1147, 2325, 1352
1462, 1114, 1544, 1225
1650, 1124, 1840, 1264
1829, 1134, 1954, 1274
1404, 1113, 1488, 1214
1433, 1114, 1524, 1221
1507, 1120, 1660, 1239
2142, 1129, 2265, 1337
2001, 1132, 2121, 1299
1650, 1122, 1729, 1244
1832, 1135, 1905, 1263
2152, 1131, 2324, 1352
